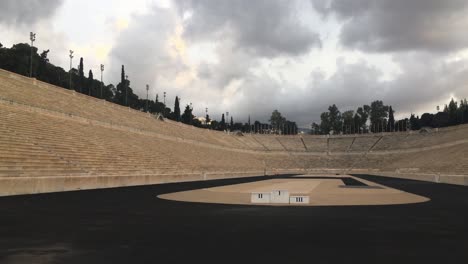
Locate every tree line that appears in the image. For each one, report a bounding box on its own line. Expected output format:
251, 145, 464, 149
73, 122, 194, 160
312, 99, 468, 135
0, 42, 207, 126
1, 42, 466, 136
0, 42, 299, 134
0, 43, 170, 115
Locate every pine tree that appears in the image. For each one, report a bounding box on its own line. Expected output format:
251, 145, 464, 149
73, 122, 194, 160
409, 114, 420, 131
369, 100, 389, 132
37, 50, 50, 81
462, 99, 468, 124
181, 105, 193, 124
448, 98, 458, 125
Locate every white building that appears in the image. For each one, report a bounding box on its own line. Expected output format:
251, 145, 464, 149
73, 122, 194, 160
195, 116, 211, 125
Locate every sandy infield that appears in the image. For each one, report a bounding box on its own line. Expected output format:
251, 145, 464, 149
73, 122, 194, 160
158, 175, 430, 206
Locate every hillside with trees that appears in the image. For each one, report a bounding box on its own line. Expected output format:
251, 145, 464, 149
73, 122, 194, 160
1, 41, 466, 136
312, 99, 468, 135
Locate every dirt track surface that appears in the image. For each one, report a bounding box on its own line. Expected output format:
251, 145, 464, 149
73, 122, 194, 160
0, 174, 467, 264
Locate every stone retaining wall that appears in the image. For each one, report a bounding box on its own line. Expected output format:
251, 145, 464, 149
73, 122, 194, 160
0, 171, 265, 197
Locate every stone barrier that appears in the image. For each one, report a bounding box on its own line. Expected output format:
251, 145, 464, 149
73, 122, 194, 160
0, 171, 265, 197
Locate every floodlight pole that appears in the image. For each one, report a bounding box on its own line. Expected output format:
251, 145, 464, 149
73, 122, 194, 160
226, 112, 229, 131
29, 32, 36, 78
100, 64, 104, 99
146, 84, 149, 112
69, 50, 74, 90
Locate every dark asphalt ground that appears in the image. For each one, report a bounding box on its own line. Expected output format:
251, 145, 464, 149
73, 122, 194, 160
0, 174, 467, 264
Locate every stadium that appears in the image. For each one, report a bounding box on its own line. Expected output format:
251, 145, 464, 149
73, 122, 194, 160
2, 1, 468, 263
1, 69, 467, 263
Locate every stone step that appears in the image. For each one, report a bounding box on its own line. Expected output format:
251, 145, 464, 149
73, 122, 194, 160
0, 169, 87, 176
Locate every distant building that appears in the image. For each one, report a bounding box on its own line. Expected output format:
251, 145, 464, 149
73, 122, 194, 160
195, 116, 211, 125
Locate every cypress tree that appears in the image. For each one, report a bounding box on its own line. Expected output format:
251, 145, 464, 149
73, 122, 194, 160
174, 96, 181, 121
388, 106, 395, 131
121, 65, 125, 85
88, 70, 93, 96
220, 114, 226, 130
78, 57, 84, 93
115, 65, 126, 106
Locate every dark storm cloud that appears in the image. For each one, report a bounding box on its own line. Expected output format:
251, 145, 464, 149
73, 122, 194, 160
0, 0, 63, 26
227, 54, 468, 127
195, 40, 260, 90
108, 1, 468, 127
312, 0, 468, 53
109, 1, 322, 121
226, 60, 385, 125
176, 0, 321, 57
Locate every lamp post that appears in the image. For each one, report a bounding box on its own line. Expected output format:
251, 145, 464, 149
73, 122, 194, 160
163, 91, 166, 105
226, 112, 229, 130
125, 75, 128, 106
146, 84, 149, 112
69, 50, 74, 90
205, 107, 208, 126
100, 64, 104, 99
29, 32, 36, 78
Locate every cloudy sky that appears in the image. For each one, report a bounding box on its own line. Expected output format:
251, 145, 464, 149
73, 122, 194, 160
2, 0, 468, 127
